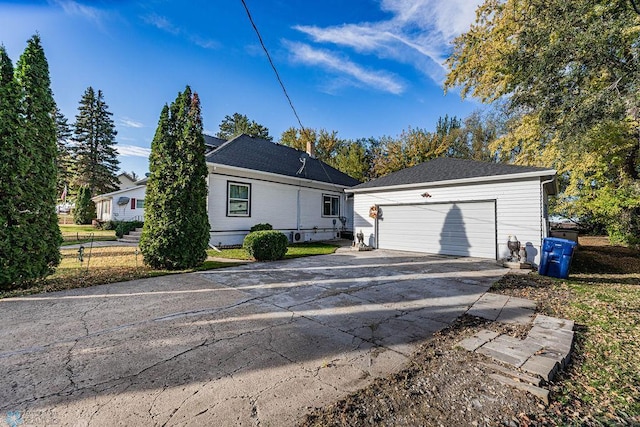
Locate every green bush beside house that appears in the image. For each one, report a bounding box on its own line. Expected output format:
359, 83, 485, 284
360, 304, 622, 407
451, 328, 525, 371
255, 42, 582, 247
243, 230, 288, 261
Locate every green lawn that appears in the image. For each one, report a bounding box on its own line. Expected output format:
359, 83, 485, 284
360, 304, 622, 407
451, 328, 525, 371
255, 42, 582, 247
207, 241, 339, 260
551, 242, 640, 423
59, 223, 117, 243
491, 237, 640, 424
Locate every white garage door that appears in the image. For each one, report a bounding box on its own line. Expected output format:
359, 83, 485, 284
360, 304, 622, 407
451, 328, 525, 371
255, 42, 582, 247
377, 201, 496, 258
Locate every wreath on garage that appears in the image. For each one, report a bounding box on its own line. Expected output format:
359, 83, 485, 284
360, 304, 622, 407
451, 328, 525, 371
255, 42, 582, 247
369, 205, 378, 219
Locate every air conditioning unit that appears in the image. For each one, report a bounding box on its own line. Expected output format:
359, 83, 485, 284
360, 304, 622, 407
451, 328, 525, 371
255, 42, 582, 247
290, 231, 305, 242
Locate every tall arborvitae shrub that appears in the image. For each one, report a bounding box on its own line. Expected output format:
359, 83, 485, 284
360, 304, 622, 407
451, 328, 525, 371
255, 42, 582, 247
140, 86, 210, 269
0, 35, 62, 289
0, 46, 24, 288
73, 186, 96, 225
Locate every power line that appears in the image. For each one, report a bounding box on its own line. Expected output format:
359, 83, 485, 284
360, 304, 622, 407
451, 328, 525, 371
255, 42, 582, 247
239, 0, 305, 130
239, 0, 341, 190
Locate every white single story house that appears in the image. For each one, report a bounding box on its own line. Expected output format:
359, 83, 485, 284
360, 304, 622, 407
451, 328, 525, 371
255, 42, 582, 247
92, 178, 147, 222
92, 134, 360, 246
205, 135, 359, 246
347, 158, 557, 266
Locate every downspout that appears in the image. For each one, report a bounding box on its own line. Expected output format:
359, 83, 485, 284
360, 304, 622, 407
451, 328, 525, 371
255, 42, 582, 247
296, 188, 301, 231
540, 176, 556, 244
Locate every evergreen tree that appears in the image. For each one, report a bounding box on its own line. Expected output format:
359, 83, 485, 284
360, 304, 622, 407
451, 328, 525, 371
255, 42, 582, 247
1, 35, 62, 287
0, 46, 24, 288
140, 86, 210, 269
73, 185, 96, 225
71, 87, 119, 196
217, 112, 272, 141
333, 140, 369, 182
54, 106, 72, 197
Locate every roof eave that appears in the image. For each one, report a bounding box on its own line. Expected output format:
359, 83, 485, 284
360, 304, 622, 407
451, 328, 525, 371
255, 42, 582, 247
346, 169, 557, 193
91, 184, 147, 201
207, 161, 352, 189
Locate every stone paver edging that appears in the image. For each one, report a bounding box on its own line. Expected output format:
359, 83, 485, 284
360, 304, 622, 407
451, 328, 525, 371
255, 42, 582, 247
459, 293, 575, 404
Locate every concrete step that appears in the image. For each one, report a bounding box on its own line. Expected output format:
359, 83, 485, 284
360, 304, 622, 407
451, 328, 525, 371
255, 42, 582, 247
119, 228, 143, 242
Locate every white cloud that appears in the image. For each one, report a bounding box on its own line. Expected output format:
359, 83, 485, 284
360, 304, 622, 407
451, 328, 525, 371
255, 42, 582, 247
287, 42, 404, 95
119, 117, 144, 128
51, 0, 108, 25
190, 36, 220, 50
380, 0, 480, 40
142, 13, 180, 35
142, 14, 218, 50
117, 145, 151, 158
290, 0, 482, 86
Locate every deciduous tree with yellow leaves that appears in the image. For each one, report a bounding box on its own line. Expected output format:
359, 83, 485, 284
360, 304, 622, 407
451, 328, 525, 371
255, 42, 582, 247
446, 0, 640, 244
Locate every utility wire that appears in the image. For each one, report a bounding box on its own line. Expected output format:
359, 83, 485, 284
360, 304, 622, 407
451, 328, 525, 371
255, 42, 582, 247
240, 0, 305, 130
239, 0, 341, 190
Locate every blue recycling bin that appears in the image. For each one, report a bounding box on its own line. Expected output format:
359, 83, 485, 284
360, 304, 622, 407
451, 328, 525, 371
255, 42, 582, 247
538, 237, 577, 279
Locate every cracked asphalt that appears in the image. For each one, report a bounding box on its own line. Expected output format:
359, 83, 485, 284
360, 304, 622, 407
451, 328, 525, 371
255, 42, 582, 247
0, 248, 507, 426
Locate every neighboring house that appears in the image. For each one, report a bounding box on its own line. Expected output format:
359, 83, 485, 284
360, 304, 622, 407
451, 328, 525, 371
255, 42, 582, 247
92, 178, 147, 222
117, 172, 138, 190
91, 134, 360, 246
347, 158, 557, 266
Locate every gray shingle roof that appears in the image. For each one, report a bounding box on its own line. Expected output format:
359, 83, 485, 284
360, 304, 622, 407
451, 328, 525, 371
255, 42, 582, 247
351, 157, 554, 190
206, 134, 360, 187
204, 134, 226, 151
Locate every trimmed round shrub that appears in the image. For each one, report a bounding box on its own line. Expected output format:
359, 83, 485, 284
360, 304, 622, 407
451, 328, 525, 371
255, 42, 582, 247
243, 230, 288, 261
250, 223, 273, 232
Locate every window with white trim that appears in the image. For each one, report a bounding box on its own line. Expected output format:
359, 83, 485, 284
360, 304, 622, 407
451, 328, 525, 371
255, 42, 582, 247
227, 182, 251, 217
136, 199, 145, 209
323, 194, 340, 217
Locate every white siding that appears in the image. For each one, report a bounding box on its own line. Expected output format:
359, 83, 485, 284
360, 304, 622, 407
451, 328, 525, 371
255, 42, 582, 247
208, 167, 346, 246
97, 186, 147, 222
353, 177, 544, 264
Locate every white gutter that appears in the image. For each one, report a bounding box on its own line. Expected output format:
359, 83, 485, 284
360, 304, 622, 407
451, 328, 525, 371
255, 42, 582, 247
346, 169, 557, 193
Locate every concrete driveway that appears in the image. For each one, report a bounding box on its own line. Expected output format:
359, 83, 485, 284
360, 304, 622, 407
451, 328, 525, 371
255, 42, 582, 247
0, 248, 507, 426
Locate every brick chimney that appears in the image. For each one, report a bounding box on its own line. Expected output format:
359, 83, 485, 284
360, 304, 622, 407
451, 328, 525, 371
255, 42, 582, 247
306, 139, 315, 158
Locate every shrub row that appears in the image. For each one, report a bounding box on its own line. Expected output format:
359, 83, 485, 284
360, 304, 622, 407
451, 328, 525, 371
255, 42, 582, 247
103, 220, 144, 238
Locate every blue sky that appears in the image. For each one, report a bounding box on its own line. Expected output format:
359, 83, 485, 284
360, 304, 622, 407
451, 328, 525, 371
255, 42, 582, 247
0, 0, 483, 177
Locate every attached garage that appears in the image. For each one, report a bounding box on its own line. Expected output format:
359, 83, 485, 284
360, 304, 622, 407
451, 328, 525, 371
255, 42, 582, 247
377, 201, 497, 258
348, 158, 557, 266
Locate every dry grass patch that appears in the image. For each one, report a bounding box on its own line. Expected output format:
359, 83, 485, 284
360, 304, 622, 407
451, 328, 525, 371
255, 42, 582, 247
1, 246, 243, 299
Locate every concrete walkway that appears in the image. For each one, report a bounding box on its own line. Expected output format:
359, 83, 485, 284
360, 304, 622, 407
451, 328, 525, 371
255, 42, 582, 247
0, 249, 507, 426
